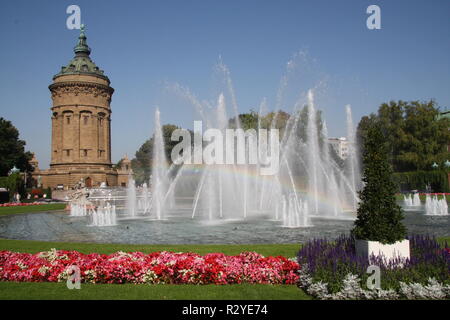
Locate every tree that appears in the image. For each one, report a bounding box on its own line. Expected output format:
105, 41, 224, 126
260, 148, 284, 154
356, 114, 377, 162
227, 110, 291, 137
0, 118, 33, 176
0, 173, 25, 200
351, 122, 407, 244
356, 100, 450, 172
132, 124, 185, 185
228, 111, 259, 130
399, 101, 450, 171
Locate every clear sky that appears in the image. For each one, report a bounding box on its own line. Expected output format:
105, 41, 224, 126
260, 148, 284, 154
0, 0, 449, 169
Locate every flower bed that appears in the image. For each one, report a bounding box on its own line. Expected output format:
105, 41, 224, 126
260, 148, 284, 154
0, 250, 299, 285
0, 202, 46, 207
297, 235, 450, 299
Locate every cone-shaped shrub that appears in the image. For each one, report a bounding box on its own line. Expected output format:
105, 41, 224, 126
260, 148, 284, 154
351, 122, 407, 244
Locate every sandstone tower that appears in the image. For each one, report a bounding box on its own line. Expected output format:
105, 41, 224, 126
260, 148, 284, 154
35, 26, 131, 189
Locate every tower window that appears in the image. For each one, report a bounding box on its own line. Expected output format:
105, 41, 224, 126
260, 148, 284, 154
66, 150, 70, 157
66, 117, 71, 125
83, 150, 88, 157
99, 118, 103, 126
83, 116, 89, 125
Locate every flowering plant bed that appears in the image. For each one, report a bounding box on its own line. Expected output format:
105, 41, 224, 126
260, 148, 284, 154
297, 235, 450, 299
0, 202, 47, 207
0, 250, 299, 285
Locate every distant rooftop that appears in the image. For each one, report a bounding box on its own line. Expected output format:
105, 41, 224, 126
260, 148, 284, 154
328, 137, 347, 141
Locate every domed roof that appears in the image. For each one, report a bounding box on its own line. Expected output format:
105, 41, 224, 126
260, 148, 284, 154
54, 25, 109, 82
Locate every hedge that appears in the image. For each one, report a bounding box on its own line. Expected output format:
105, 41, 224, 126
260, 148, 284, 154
392, 170, 449, 192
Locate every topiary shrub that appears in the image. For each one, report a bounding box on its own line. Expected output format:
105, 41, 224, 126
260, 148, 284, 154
351, 122, 407, 244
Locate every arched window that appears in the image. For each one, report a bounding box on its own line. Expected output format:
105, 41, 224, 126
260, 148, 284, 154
63, 111, 73, 125
98, 112, 106, 127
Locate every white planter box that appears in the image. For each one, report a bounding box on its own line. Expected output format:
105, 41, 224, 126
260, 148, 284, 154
355, 239, 410, 263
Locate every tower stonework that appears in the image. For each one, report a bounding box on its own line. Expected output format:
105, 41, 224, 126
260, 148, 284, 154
35, 27, 131, 189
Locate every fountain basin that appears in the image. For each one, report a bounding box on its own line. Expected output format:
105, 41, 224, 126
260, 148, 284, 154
0, 205, 448, 244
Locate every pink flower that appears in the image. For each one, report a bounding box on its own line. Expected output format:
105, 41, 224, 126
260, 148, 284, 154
0, 249, 300, 285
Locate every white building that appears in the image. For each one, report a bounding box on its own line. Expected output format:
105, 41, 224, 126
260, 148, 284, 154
328, 137, 350, 160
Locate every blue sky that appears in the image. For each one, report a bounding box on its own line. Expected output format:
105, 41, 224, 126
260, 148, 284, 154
0, 0, 449, 169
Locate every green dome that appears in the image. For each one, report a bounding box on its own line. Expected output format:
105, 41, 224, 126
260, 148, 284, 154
55, 25, 109, 82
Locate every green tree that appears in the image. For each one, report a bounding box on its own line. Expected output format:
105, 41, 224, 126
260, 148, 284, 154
227, 110, 291, 136
132, 124, 185, 185
351, 122, 407, 244
356, 114, 377, 162
356, 100, 450, 172
0, 173, 25, 200
399, 101, 450, 171
260, 110, 290, 138
0, 118, 33, 176
228, 111, 259, 130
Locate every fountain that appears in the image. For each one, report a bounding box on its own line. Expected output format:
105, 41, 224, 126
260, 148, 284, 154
157, 83, 361, 227
70, 203, 87, 217
403, 193, 422, 207
425, 194, 449, 216
89, 202, 117, 226
345, 105, 361, 211
149, 108, 171, 220
126, 175, 137, 217
403, 194, 413, 206
137, 183, 151, 214
66, 61, 363, 229
281, 193, 311, 227
413, 193, 421, 206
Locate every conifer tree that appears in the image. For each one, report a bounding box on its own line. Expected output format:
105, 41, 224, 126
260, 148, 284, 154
351, 122, 407, 244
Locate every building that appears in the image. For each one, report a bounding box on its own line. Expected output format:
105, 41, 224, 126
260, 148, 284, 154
328, 137, 350, 160
31, 27, 131, 189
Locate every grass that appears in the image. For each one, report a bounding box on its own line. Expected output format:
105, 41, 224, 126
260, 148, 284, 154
0, 238, 301, 257
0, 203, 66, 215
0, 282, 310, 300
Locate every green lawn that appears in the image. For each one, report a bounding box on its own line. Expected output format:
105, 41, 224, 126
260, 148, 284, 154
0, 282, 310, 300
0, 203, 66, 215
0, 238, 301, 257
